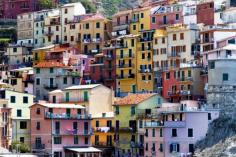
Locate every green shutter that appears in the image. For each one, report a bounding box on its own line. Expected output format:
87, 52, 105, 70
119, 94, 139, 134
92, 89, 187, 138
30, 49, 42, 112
66, 92, 70, 102
84, 91, 88, 101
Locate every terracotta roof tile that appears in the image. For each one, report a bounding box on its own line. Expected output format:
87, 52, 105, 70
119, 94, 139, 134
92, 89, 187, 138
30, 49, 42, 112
114, 93, 156, 106
82, 13, 106, 21
34, 61, 69, 68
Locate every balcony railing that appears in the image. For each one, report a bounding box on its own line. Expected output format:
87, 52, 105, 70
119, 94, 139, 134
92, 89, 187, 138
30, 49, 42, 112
140, 37, 153, 42
164, 121, 186, 128
117, 74, 135, 79
178, 77, 193, 82
94, 141, 113, 147
139, 69, 153, 73
116, 64, 134, 68
45, 112, 92, 120
53, 129, 93, 136
117, 54, 134, 59
43, 84, 58, 90
115, 127, 136, 133
32, 144, 45, 150
94, 127, 115, 133
44, 31, 54, 36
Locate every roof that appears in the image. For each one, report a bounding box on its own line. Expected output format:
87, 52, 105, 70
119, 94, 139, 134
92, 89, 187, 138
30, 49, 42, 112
92, 112, 114, 118
112, 9, 132, 17
65, 147, 102, 153
114, 93, 157, 106
82, 13, 106, 22
47, 46, 75, 53
31, 103, 85, 109
34, 61, 69, 68
49, 89, 63, 94
64, 84, 101, 90
10, 67, 33, 72
33, 45, 55, 51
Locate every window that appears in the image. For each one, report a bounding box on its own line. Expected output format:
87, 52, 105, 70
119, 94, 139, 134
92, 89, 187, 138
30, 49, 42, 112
146, 143, 148, 151
209, 61, 215, 69
23, 96, 28, 103
166, 72, 170, 79
13, 47, 17, 52
63, 77, 67, 84
96, 22, 100, 28
20, 121, 27, 129
54, 136, 62, 144
131, 39, 135, 47
189, 144, 194, 153
142, 75, 146, 80
170, 143, 180, 153
152, 17, 156, 23
85, 23, 89, 29
188, 70, 191, 77
160, 128, 163, 137
152, 128, 155, 137
17, 109, 22, 117
36, 68, 40, 74
160, 143, 163, 152
49, 68, 54, 73
180, 33, 184, 40
173, 34, 177, 41
141, 13, 144, 18
223, 73, 229, 81
96, 121, 99, 127
36, 108, 40, 114
20, 137, 25, 143
74, 136, 79, 144
131, 106, 135, 115
152, 143, 156, 152
162, 37, 165, 43
133, 25, 136, 30
64, 8, 68, 14
36, 122, 40, 130
188, 128, 193, 137
115, 106, 119, 115
208, 113, 212, 120
83, 91, 88, 101
172, 129, 177, 137
10, 96, 16, 103
140, 24, 144, 30
84, 137, 88, 144
176, 14, 180, 20
145, 129, 148, 137
36, 78, 40, 85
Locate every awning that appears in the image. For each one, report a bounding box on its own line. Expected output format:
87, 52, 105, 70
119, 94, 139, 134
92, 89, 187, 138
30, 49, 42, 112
65, 147, 102, 153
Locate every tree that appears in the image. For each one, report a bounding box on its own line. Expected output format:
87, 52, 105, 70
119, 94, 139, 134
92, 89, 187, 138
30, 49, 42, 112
79, 0, 97, 13
39, 0, 56, 9
12, 141, 30, 153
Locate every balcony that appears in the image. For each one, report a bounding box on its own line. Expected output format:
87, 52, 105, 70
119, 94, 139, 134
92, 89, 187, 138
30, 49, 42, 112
92, 38, 102, 43
43, 84, 58, 90
50, 21, 60, 25
139, 46, 152, 51
140, 37, 153, 42
105, 55, 114, 60
53, 129, 93, 136
68, 71, 80, 77
117, 74, 135, 80
164, 121, 186, 128
179, 90, 192, 96
130, 142, 144, 148
144, 121, 163, 128
116, 127, 136, 133
23, 76, 34, 83
130, 18, 139, 23
178, 77, 193, 82
45, 112, 92, 120
139, 69, 153, 73
32, 144, 45, 150
168, 52, 180, 58
117, 64, 134, 69
44, 31, 54, 36
94, 142, 113, 147
117, 54, 134, 59
35, 17, 44, 22
94, 127, 115, 133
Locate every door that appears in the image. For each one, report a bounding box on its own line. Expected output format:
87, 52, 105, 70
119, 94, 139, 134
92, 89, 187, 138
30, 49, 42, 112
132, 85, 136, 93
65, 92, 69, 102
35, 137, 41, 148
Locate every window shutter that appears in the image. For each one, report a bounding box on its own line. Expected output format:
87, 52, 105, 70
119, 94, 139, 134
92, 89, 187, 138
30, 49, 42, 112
170, 144, 173, 153
177, 143, 180, 152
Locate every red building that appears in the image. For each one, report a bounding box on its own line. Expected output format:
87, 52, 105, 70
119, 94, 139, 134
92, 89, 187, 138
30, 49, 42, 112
89, 47, 116, 89
150, 4, 184, 29
196, 1, 214, 26
0, 0, 58, 19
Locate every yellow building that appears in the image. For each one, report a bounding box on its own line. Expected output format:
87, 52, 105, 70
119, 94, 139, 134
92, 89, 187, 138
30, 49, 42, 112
32, 45, 55, 65
130, 7, 151, 35
136, 30, 154, 92
115, 34, 139, 94
80, 13, 112, 55
91, 112, 115, 157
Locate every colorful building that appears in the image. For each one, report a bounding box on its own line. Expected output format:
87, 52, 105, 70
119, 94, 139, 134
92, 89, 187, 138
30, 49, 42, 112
113, 93, 165, 157
30, 102, 101, 157
80, 13, 112, 55
48, 84, 113, 115
0, 89, 34, 148
92, 112, 115, 157
143, 100, 219, 157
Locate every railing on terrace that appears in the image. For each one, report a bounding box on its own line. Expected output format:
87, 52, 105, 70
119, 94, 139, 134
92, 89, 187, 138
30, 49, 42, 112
45, 112, 92, 120
53, 129, 93, 136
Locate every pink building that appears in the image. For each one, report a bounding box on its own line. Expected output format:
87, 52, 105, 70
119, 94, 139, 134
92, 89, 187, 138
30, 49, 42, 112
30, 102, 101, 157
143, 100, 219, 157
150, 4, 184, 29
